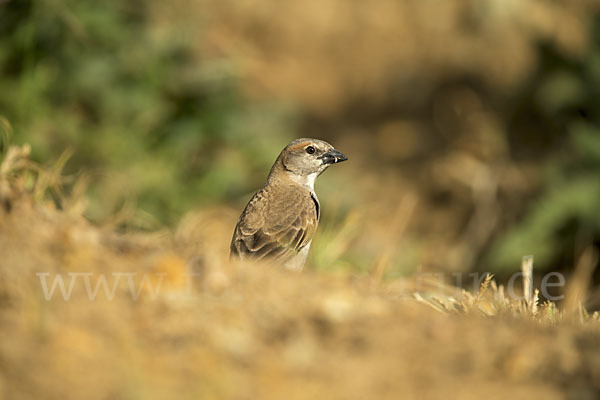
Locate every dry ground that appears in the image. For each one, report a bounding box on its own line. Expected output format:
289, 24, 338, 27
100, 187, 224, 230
1, 146, 600, 400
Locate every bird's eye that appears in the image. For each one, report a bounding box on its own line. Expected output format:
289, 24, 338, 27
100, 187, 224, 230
305, 146, 316, 155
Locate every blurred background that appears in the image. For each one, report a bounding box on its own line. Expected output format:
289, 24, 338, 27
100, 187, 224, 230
1, 0, 600, 306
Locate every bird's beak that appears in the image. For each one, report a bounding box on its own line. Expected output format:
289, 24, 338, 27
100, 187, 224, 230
320, 149, 348, 165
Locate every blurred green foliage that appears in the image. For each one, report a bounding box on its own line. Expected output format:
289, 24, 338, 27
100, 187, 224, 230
0, 0, 293, 226
489, 23, 600, 271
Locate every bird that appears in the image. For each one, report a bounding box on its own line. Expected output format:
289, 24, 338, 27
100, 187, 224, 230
230, 138, 348, 270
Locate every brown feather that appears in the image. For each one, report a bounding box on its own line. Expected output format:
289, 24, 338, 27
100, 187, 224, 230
230, 182, 318, 264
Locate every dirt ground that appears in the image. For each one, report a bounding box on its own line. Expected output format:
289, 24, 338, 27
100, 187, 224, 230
1, 160, 600, 400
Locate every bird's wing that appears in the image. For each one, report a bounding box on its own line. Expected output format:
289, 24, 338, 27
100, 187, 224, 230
230, 184, 318, 262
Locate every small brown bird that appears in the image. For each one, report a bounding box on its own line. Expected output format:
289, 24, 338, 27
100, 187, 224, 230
230, 138, 348, 270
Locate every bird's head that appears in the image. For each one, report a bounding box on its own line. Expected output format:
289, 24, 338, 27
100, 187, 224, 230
275, 138, 348, 188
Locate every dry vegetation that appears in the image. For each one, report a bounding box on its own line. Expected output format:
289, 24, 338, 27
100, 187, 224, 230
194, 0, 594, 112
1, 147, 600, 399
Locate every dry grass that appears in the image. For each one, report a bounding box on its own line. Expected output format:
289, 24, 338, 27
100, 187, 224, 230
191, 0, 597, 114
1, 145, 600, 399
